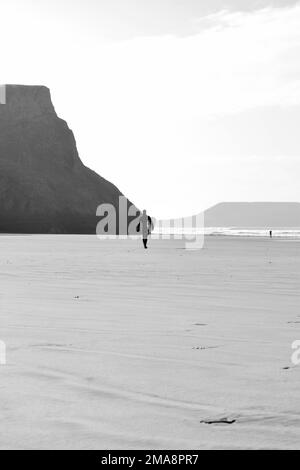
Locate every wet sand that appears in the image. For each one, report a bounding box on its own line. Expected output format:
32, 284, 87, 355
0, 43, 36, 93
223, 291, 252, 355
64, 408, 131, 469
0, 235, 299, 449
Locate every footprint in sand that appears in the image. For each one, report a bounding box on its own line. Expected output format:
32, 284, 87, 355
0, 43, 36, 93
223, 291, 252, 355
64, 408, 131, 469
31, 343, 73, 348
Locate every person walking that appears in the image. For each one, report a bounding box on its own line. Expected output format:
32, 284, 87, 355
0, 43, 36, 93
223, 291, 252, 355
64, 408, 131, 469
137, 210, 154, 249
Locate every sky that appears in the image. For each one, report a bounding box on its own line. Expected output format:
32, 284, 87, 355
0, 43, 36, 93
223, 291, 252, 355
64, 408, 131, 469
1, 0, 300, 218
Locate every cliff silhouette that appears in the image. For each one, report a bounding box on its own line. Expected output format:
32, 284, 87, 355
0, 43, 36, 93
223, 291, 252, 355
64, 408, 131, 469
204, 202, 300, 227
157, 202, 300, 230
0, 85, 132, 233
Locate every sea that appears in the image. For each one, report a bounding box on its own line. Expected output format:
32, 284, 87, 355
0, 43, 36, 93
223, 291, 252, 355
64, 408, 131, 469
153, 227, 300, 238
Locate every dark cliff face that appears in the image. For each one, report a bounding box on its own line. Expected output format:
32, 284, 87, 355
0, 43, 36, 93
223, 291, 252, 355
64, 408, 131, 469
0, 85, 131, 233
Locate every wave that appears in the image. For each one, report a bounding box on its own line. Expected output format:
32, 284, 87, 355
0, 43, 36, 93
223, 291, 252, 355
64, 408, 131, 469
153, 227, 300, 238
208, 228, 300, 238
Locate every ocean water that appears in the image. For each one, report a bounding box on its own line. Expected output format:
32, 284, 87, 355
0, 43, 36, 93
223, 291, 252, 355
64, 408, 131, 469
207, 228, 300, 238
153, 227, 300, 238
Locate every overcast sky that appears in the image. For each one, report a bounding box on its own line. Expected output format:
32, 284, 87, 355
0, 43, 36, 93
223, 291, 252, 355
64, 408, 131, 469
1, 0, 300, 217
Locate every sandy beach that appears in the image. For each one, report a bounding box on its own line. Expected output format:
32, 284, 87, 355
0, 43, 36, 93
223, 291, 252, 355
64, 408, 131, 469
0, 235, 299, 450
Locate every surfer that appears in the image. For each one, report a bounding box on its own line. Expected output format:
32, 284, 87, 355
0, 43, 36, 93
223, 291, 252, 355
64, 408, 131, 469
137, 210, 154, 249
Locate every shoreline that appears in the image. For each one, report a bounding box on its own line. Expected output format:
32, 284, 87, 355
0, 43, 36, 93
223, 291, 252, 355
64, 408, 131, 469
0, 233, 300, 241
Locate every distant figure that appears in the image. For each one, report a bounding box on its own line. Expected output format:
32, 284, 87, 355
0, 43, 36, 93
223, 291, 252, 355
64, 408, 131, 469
269, 230, 273, 238
137, 210, 154, 249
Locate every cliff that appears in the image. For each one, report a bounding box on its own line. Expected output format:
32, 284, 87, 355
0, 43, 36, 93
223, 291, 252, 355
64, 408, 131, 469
0, 85, 131, 233
204, 202, 300, 227
157, 202, 300, 231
